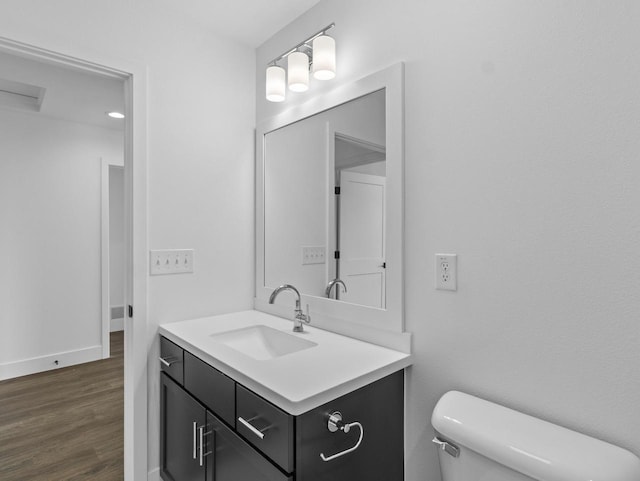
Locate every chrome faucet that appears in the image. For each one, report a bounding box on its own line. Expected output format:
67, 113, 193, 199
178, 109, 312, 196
325, 278, 347, 299
268, 284, 311, 332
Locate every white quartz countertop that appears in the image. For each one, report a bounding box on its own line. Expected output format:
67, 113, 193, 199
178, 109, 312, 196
159, 310, 412, 415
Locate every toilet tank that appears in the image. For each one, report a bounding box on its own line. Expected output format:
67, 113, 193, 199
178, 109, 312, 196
431, 391, 640, 481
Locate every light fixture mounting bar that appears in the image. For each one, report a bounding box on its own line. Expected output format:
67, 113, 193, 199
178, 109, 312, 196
268, 23, 335, 66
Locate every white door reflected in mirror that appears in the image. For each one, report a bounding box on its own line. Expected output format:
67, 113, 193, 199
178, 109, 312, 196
338, 170, 386, 308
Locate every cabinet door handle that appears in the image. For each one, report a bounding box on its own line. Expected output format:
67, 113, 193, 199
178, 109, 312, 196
238, 417, 265, 440
198, 426, 213, 467
192, 421, 198, 459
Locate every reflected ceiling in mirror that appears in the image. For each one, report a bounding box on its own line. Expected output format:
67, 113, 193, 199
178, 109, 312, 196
264, 89, 386, 308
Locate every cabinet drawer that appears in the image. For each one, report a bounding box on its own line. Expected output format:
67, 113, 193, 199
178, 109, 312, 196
236, 384, 294, 473
210, 413, 293, 481
160, 337, 184, 385
184, 351, 235, 426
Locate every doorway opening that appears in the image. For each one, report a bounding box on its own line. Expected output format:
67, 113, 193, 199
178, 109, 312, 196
333, 133, 387, 308
0, 36, 147, 481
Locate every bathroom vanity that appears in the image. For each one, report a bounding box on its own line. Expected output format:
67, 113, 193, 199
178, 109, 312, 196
159, 64, 410, 481
159, 311, 411, 481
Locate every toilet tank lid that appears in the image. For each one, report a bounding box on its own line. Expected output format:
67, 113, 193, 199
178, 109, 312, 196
431, 391, 640, 481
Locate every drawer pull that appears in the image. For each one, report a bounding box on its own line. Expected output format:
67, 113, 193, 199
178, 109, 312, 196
320, 411, 364, 462
159, 356, 178, 367
238, 416, 265, 440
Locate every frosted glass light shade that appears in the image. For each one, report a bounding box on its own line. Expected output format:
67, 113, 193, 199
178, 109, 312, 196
266, 66, 286, 102
312, 35, 336, 80
288, 52, 309, 92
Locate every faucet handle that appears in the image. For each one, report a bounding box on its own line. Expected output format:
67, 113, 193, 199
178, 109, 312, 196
293, 304, 311, 332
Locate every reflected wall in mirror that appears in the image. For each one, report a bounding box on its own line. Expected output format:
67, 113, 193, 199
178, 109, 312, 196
264, 89, 386, 308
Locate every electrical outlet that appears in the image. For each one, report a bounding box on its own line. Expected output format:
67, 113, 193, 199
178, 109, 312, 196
302, 246, 326, 265
150, 249, 194, 275
436, 254, 457, 291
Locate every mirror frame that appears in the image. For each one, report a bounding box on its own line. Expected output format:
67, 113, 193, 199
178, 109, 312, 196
255, 63, 405, 333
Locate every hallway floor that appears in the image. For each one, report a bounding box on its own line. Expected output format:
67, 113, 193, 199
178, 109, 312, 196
0, 332, 124, 481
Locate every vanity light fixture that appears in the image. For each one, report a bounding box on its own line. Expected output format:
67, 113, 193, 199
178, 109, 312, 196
265, 23, 336, 102
312, 34, 336, 80
266, 65, 286, 102
287, 51, 310, 92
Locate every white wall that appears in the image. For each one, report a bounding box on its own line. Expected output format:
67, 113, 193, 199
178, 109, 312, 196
0, 0, 256, 475
0, 109, 123, 377
257, 2, 640, 480
109, 165, 125, 318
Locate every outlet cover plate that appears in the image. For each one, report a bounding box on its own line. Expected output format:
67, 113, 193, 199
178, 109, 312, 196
436, 254, 457, 291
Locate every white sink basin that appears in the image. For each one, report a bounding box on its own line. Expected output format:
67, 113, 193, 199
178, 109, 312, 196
210, 325, 317, 360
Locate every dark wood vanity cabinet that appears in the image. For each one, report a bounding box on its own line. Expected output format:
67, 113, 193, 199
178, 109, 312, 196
159, 336, 404, 481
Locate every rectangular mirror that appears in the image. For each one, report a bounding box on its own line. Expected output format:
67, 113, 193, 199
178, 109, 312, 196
265, 89, 386, 308
256, 64, 404, 333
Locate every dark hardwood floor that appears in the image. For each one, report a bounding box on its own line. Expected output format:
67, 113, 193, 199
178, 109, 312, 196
0, 331, 124, 481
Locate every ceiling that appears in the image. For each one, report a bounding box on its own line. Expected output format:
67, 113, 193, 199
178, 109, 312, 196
0, 1, 323, 128
155, 0, 323, 47
0, 50, 125, 131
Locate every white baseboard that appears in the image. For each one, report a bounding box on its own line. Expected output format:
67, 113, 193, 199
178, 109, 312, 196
110, 317, 124, 332
147, 467, 160, 481
0, 345, 103, 381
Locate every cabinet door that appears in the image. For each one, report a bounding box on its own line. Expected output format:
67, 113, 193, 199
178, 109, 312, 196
161, 373, 207, 481
209, 413, 292, 481
296, 371, 404, 481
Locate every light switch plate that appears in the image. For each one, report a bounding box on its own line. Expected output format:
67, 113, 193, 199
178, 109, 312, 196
302, 246, 326, 265
435, 254, 457, 291
150, 249, 194, 275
